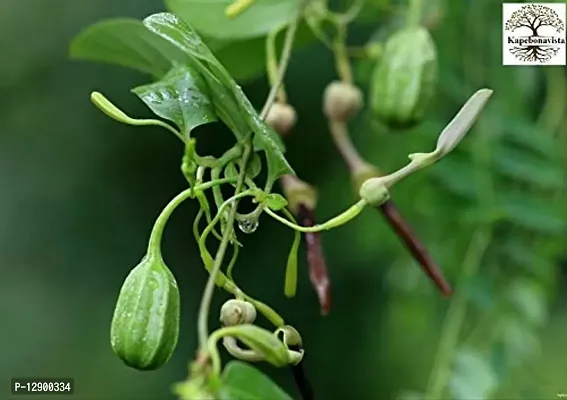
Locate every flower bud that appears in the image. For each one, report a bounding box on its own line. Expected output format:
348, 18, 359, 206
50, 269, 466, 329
220, 299, 257, 326
323, 81, 364, 122
265, 103, 297, 137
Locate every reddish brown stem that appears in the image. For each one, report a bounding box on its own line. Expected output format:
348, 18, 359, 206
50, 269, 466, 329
378, 200, 453, 296
297, 204, 332, 315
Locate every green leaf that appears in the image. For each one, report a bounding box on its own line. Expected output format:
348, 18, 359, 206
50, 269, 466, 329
165, 0, 300, 40
265, 193, 288, 211
497, 317, 540, 367
493, 146, 564, 191
224, 162, 239, 182
507, 279, 547, 327
430, 155, 477, 200
143, 12, 294, 182
496, 191, 565, 235
219, 361, 292, 400
132, 64, 217, 137
223, 154, 262, 185
70, 19, 190, 78
496, 113, 560, 160
449, 348, 497, 400
246, 153, 263, 179
500, 239, 555, 282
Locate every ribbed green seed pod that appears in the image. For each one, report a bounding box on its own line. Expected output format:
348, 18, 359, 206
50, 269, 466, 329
371, 26, 438, 129
110, 254, 180, 371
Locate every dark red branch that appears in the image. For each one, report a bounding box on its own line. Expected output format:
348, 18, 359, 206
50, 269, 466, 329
297, 204, 332, 315
378, 200, 453, 296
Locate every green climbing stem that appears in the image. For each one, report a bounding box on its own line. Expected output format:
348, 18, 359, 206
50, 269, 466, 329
264, 198, 367, 233
146, 177, 237, 257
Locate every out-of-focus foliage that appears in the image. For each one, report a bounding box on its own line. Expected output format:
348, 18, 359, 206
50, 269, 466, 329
1, 0, 567, 399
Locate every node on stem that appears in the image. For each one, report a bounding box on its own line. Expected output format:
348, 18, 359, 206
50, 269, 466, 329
359, 177, 390, 207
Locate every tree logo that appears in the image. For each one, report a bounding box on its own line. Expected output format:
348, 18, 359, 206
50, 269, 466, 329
503, 3, 566, 66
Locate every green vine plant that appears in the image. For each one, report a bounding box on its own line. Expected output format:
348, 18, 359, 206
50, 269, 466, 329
69, 0, 494, 398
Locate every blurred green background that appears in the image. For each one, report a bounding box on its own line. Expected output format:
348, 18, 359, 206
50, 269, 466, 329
2, 0, 567, 399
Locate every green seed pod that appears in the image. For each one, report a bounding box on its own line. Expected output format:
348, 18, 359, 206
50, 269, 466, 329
371, 26, 438, 130
110, 254, 180, 371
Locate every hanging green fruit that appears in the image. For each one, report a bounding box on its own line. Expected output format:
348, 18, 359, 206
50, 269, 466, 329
110, 254, 180, 371
371, 25, 438, 130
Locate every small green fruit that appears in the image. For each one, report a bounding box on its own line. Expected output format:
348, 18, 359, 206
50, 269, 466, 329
371, 26, 438, 129
110, 254, 180, 371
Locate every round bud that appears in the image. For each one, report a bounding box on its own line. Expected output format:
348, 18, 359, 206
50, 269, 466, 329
323, 81, 364, 122
220, 299, 257, 326
359, 177, 390, 207
265, 103, 297, 136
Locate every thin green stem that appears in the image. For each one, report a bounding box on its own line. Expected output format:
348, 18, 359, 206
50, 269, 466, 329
227, 240, 240, 281
207, 326, 243, 376
424, 228, 492, 399
264, 199, 367, 233
146, 177, 237, 256
198, 191, 255, 254
340, 0, 366, 23
266, 24, 288, 104
260, 0, 307, 119
332, 21, 353, 83
328, 119, 367, 172
193, 208, 204, 244
197, 143, 253, 351
211, 167, 226, 222
406, 0, 422, 26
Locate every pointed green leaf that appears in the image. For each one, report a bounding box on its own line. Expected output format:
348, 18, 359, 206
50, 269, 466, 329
449, 348, 497, 400
500, 239, 555, 282
165, 0, 300, 40
497, 191, 565, 235
132, 64, 216, 138
430, 155, 477, 199
507, 279, 547, 327
143, 12, 294, 182
219, 361, 293, 400
497, 317, 540, 366
70, 19, 190, 78
493, 146, 565, 190
500, 117, 561, 160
